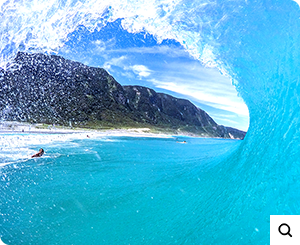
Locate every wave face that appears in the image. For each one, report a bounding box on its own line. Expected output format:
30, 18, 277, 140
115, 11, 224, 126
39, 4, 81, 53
2, 0, 300, 243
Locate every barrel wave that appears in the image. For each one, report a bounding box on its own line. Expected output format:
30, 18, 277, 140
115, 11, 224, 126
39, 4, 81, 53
1, 0, 300, 244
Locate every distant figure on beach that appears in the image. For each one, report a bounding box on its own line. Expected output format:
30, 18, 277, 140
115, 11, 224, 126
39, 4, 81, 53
87, 135, 90, 138
31, 148, 44, 158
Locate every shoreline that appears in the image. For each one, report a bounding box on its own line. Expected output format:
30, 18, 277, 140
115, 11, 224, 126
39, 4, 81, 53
0, 121, 176, 138
0, 121, 241, 140
0, 129, 182, 139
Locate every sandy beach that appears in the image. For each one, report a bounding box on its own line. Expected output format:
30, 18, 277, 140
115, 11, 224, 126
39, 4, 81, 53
0, 121, 174, 138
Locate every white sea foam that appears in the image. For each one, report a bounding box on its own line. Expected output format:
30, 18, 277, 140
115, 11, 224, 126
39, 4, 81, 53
0, 131, 97, 165
0, 0, 218, 69
0, 126, 173, 167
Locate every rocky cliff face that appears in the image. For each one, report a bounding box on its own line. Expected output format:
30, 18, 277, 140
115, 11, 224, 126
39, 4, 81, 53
0, 52, 246, 139
124, 86, 218, 135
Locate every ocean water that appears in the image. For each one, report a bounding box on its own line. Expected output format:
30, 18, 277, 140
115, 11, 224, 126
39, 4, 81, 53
2, 0, 300, 244
1, 134, 241, 244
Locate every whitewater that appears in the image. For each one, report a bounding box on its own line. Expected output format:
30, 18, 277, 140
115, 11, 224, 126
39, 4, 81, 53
2, 0, 300, 244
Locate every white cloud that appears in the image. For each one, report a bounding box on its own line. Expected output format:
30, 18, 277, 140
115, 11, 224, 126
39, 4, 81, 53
103, 55, 127, 71
105, 45, 190, 58
103, 56, 152, 79
92, 40, 106, 52
150, 78, 248, 116
146, 61, 249, 118
92, 38, 116, 53
211, 113, 249, 131
148, 73, 249, 130
89, 39, 188, 58
129, 65, 152, 77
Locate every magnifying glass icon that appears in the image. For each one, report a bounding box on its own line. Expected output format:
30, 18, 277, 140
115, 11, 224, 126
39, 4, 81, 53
278, 223, 292, 237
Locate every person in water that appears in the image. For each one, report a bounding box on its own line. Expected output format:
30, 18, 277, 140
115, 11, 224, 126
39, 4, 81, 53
176, 140, 187, 144
31, 148, 44, 158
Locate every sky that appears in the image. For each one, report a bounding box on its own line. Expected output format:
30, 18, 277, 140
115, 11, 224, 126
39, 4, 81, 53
58, 19, 249, 131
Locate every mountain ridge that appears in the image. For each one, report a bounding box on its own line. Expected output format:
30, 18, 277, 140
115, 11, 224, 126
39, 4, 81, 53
0, 52, 246, 139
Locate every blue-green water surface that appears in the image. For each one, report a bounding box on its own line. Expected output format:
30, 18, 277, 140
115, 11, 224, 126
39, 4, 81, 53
1, 135, 241, 244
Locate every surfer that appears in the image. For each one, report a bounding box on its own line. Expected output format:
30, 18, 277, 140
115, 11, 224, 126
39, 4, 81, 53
31, 148, 44, 158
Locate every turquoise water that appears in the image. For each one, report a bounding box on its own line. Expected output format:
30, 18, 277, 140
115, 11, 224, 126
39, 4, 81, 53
1, 134, 240, 244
